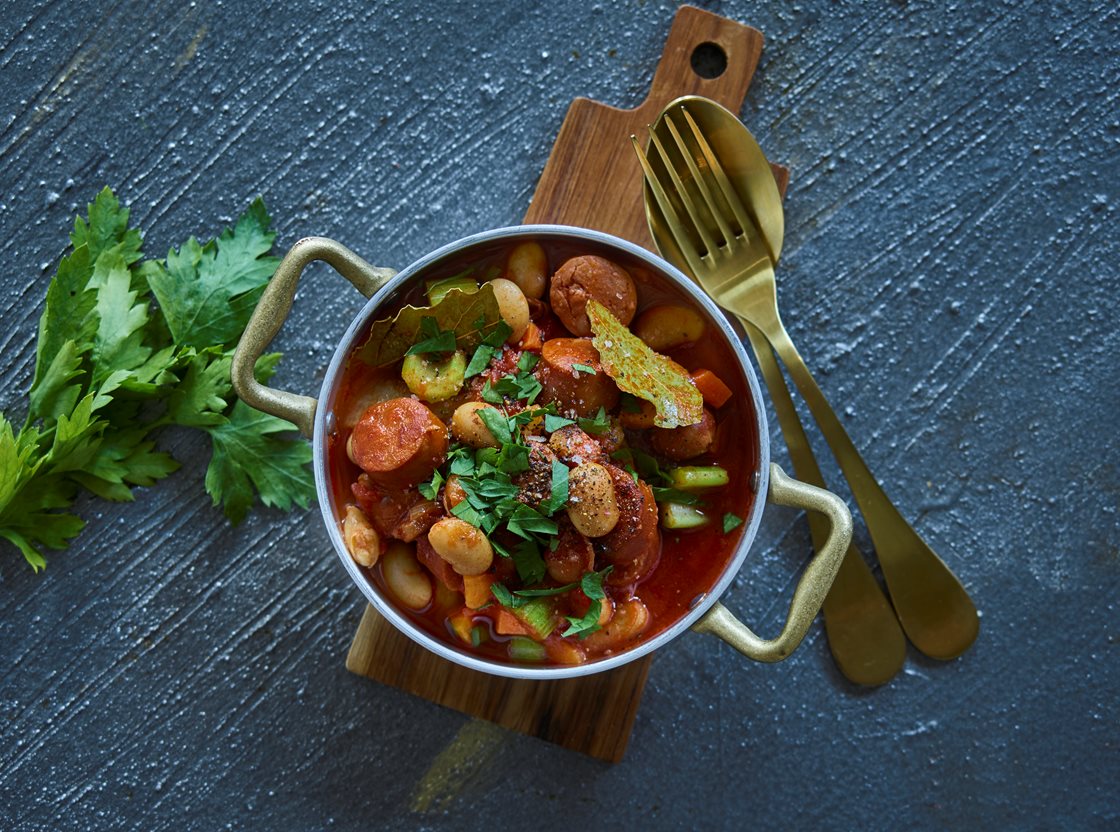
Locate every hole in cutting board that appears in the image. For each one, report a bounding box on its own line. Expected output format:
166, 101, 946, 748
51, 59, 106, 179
690, 42, 727, 79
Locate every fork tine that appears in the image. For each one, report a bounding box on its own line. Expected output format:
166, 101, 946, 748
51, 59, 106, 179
645, 126, 721, 260
630, 134, 708, 277
662, 111, 736, 246
680, 107, 757, 242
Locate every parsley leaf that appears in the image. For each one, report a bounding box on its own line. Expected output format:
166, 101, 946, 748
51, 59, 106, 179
570, 362, 597, 377
406, 316, 457, 355
465, 344, 500, 378
511, 539, 547, 585
577, 406, 611, 436
419, 468, 444, 501
652, 486, 703, 506
490, 582, 520, 608
203, 401, 315, 525
147, 198, 279, 349
723, 512, 744, 533
515, 582, 578, 598
70, 186, 143, 266
2, 189, 314, 570
611, 447, 666, 483
476, 407, 513, 445
539, 459, 569, 516
561, 566, 614, 638
484, 370, 542, 405
505, 504, 558, 539
544, 413, 575, 433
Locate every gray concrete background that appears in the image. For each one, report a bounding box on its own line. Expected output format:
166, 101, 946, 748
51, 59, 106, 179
1, 1, 1116, 829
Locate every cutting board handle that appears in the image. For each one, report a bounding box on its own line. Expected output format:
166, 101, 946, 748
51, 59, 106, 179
639, 5, 764, 118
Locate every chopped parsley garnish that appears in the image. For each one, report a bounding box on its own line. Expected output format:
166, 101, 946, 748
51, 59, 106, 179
538, 459, 569, 516
513, 581, 578, 598
577, 406, 611, 436
614, 447, 706, 506
506, 504, 558, 539
570, 362, 597, 377
561, 566, 614, 638
464, 320, 512, 378
723, 512, 744, 533
419, 468, 444, 501
476, 406, 514, 445
405, 316, 457, 356
511, 539, 547, 585
544, 414, 575, 433
611, 447, 665, 484
482, 368, 543, 405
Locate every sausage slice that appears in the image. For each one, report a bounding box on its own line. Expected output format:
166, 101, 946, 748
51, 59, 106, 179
597, 464, 661, 586
536, 338, 619, 417
650, 408, 716, 461
348, 397, 448, 489
549, 255, 637, 336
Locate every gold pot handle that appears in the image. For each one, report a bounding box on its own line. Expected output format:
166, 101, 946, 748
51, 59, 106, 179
231, 237, 396, 437
692, 462, 853, 662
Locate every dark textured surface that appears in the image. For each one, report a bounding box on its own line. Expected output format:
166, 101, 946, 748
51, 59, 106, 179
1, 1, 1117, 829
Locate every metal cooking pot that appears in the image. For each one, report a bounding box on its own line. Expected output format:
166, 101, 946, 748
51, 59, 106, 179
231, 226, 853, 680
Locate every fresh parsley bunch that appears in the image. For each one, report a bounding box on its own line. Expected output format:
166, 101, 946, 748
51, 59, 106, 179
0, 188, 314, 571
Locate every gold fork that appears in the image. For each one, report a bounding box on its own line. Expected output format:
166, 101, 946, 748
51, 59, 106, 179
633, 98, 978, 662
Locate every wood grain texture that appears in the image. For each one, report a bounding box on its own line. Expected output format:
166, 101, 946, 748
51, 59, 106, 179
345, 607, 651, 762
525, 6, 781, 245
344, 5, 784, 763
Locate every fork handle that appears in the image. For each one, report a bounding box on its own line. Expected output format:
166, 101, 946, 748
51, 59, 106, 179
751, 312, 979, 660
743, 321, 906, 685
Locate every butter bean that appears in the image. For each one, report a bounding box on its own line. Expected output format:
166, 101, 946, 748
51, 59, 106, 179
489, 278, 530, 343
632, 305, 706, 351
451, 401, 500, 448
427, 517, 494, 576
381, 542, 432, 610
565, 462, 619, 538
342, 505, 381, 567
506, 241, 548, 300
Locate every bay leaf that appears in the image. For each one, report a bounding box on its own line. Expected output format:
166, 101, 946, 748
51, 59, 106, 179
356, 283, 502, 367
587, 299, 703, 428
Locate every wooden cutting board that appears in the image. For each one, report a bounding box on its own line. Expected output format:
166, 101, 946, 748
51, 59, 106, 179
346, 4, 788, 763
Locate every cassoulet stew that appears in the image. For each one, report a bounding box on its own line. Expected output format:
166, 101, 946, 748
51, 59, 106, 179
328, 238, 758, 666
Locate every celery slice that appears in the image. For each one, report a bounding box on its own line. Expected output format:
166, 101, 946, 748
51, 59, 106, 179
508, 636, 547, 662
666, 465, 729, 491
660, 502, 711, 530
511, 597, 557, 639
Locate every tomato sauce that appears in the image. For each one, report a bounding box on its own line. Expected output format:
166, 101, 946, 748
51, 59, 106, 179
325, 236, 759, 668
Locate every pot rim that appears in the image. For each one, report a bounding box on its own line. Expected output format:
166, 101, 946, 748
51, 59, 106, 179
312, 225, 771, 680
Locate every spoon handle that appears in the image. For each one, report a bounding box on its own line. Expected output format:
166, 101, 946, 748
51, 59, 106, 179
743, 321, 906, 684
749, 307, 979, 660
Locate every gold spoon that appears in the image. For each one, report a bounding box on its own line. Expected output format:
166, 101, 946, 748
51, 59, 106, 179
634, 119, 905, 686
634, 95, 978, 663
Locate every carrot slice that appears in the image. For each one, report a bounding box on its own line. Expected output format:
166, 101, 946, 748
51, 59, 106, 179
689, 368, 732, 409
448, 609, 474, 644
518, 321, 543, 352
463, 573, 495, 610
494, 608, 531, 637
